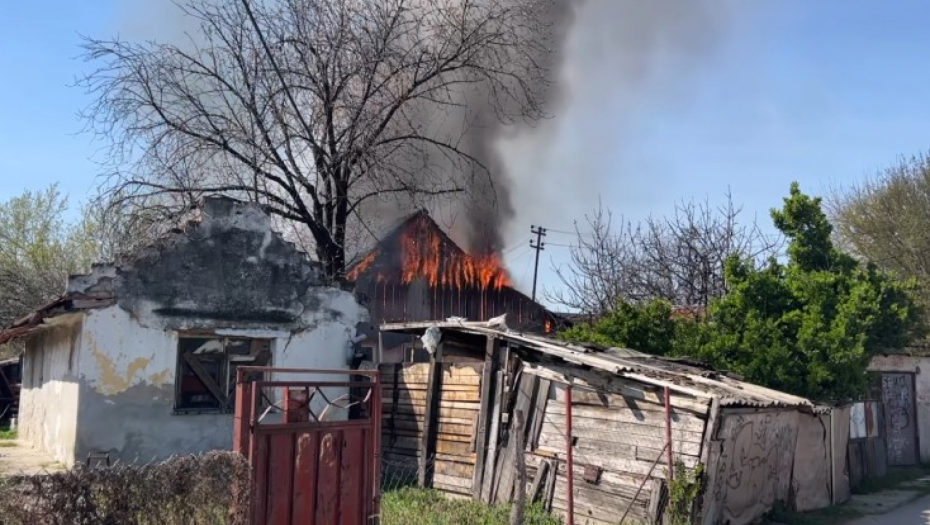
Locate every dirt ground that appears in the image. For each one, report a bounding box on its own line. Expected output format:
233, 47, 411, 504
0, 441, 64, 476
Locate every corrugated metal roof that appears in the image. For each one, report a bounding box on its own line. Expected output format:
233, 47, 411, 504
379, 320, 819, 411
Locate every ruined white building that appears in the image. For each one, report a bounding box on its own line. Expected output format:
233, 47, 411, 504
0, 197, 366, 467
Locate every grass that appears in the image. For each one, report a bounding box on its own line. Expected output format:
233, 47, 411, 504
0, 426, 16, 441
768, 466, 930, 525
767, 503, 862, 525
382, 488, 560, 525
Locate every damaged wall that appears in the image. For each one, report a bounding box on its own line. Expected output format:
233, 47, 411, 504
21, 197, 367, 465
868, 354, 930, 463
18, 320, 82, 466
791, 413, 831, 512
702, 410, 799, 525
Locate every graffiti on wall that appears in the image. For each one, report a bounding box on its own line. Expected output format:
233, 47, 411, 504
881, 373, 917, 466
709, 411, 799, 525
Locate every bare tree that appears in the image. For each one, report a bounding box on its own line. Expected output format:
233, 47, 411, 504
79, 0, 551, 280
551, 194, 782, 317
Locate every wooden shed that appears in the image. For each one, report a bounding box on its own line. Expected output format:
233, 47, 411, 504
375, 321, 826, 525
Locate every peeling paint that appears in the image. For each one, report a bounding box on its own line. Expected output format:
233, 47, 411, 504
88, 342, 152, 396
20, 197, 367, 466
147, 369, 172, 386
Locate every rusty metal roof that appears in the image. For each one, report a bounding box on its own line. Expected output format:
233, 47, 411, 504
0, 295, 114, 346
379, 320, 818, 411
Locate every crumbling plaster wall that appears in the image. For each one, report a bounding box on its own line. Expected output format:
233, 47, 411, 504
702, 410, 800, 525
19, 320, 82, 467
70, 197, 366, 464
790, 413, 831, 512
868, 354, 930, 463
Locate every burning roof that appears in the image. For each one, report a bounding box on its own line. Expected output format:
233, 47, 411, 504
348, 211, 511, 292
349, 210, 558, 334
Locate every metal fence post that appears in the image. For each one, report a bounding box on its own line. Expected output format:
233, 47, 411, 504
565, 383, 574, 525
665, 386, 674, 483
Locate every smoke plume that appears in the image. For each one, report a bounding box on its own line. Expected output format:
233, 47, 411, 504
114, 0, 739, 269
424, 0, 739, 261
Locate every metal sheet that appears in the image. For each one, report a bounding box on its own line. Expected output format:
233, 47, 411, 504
235, 369, 381, 525
881, 373, 918, 466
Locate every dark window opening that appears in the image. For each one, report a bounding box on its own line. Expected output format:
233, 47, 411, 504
175, 337, 272, 414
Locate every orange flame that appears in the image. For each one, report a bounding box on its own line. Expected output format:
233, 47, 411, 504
400, 216, 511, 291
544, 318, 554, 334
347, 249, 380, 281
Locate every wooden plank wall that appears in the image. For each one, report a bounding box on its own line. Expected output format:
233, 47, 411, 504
379, 348, 714, 525
527, 379, 711, 525
380, 362, 483, 497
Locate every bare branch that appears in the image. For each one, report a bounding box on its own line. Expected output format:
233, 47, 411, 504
79, 0, 550, 281
549, 193, 784, 317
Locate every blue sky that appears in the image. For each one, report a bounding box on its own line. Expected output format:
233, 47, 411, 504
2, 1, 930, 302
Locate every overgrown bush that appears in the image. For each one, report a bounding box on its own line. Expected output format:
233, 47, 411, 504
0, 451, 250, 525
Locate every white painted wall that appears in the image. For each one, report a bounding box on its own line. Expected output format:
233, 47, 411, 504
18, 319, 82, 467
868, 354, 930, 463
70, 286, 365, 464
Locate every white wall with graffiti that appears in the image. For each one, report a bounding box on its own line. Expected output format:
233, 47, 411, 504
701, 411, 799, 525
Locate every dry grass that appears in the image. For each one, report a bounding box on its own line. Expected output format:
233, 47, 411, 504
0, 451, 250, 525
382, 488, 559, 525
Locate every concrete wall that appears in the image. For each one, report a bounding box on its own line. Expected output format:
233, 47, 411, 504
73, 295, 363, 464
18, 320, 82, 466
702, 410, 800, 525
869, 354, 930, 463
791, 413, 831, 512
21, 197, 367, 465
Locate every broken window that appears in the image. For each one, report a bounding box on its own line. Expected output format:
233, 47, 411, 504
175, 337, 272, 414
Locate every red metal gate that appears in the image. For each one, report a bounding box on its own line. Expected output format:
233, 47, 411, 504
234, 367, 382, 525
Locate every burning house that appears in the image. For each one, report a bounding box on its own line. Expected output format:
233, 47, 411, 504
349, 211, 558, 362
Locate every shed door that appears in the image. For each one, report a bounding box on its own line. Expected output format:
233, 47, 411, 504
881, 373, 918, 466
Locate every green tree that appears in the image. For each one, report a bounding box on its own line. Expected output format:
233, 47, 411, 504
0, 185, 102, 358
560, 184, 924, 401
559, 300, 677, 356
693, 183, 923, 400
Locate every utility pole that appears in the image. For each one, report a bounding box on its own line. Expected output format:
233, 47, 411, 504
530, 225, 547, 302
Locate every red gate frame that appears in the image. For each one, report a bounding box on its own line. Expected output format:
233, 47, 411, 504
233, 367, 382, 525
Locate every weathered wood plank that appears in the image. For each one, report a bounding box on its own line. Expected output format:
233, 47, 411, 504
535, 439, 681, 477
436, 459, 475, 477
480, 368, 505, 501
546, 402, 706, 432
539, 410, 705, 444
494, 374, 537, 504
434, 473, 474, 493
385, 389, 481, 402
529, 378, 550, 450
525, 453, 664, 491
383, 402, 479, 417
536, 431, 700, 466
472, 336, 498, 499
537, 428, 703, 457
552, 475, 654, 524
419, 350, 443, 487
524, 363, 710, 414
